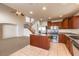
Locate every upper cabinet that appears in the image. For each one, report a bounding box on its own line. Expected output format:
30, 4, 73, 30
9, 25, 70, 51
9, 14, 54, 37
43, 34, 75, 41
62, 18, 69, 29
62, 16, 79, 29
68, 17, 73, 29
48, 16, 79, 29
48, 21, 62, 28
69, 16, 79, 29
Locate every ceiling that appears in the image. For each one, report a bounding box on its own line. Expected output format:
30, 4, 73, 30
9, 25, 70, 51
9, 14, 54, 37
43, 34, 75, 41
3, 3, 79, 21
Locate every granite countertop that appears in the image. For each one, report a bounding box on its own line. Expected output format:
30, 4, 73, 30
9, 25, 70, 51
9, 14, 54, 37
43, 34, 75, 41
64, 33, 79, 42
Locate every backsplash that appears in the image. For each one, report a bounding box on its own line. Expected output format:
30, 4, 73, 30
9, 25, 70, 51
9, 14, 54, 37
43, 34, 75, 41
59, 29, 79, 35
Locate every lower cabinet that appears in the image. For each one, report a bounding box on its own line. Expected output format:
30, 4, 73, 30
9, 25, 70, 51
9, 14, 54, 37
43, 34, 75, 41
59, 34, 66, 43
59, 34, 74, 56
65, 36, 74, 56
30, 34, 50, 50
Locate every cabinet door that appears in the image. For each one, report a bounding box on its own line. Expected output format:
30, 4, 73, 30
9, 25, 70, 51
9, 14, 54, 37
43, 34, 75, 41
30, 35, 38, 46
30, 35, 50, 50
62, 18, 69, 29
59, 34, 66, 43
65, 36, 74, 56
72, 16, 79, 29
41, 36, 50, 49
0, 25, 3, 39
68, 16, 79, 29
68, 18, 73, 29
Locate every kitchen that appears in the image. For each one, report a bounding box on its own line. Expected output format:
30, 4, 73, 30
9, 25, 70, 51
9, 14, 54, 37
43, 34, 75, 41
0, 3, 79, 56
30, 15, 79, 56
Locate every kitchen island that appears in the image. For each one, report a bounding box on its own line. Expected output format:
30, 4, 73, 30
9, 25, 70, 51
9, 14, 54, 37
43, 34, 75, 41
30, 34, 50, 50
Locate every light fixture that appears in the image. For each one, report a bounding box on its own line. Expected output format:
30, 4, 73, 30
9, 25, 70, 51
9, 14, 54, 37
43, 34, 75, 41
48, 17, 51, 19
59, 15, 62, 17
16, 10, 21, 15
29, 11, 33, 14
42, 6, 47, 10
40, 18, 43, 21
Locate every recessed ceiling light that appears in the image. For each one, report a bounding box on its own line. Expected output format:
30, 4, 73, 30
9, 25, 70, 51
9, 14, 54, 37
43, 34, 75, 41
42, 6, 47, 10
48, 17, 51, 19
59, 15, 62, 17
29, 11, 33, 14
40, 18, 43, 21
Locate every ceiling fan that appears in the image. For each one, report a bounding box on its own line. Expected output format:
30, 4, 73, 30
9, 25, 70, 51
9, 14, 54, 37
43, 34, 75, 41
11, 9, 24, 16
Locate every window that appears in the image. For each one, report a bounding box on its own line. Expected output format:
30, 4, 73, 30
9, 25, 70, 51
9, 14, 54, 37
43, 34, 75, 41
25, 16, 30, 22
31, 18, 34, 23
38, 26, 46, 34
25, 16, 34, 23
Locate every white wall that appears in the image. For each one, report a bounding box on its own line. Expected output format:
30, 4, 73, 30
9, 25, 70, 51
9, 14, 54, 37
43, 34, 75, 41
24, 29, 32, 36
32, 20, 40, 34
0, 4, 18, 24
3, 25, 17, 39
0, 4, 25, 39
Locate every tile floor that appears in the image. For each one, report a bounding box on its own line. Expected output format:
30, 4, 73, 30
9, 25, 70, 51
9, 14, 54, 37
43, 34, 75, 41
10, 43, 71, 56
0, 37, 78, 56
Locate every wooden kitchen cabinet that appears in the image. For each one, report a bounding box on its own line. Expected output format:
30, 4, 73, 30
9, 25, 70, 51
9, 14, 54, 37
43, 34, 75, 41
59, 34, 66, 43
62, 16, 79, 29
69, 16, 79, 29
0, 24, 3, 39
59, 34, 74, 56
64, 36, 74, 56
30, 34, 50, 50
68, 17, 73, 29
30, 35, 39, 46
62, 18, 69, 29
48, 21, 62, 28
66, 16, 79, 29
48, 21, 52, 27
